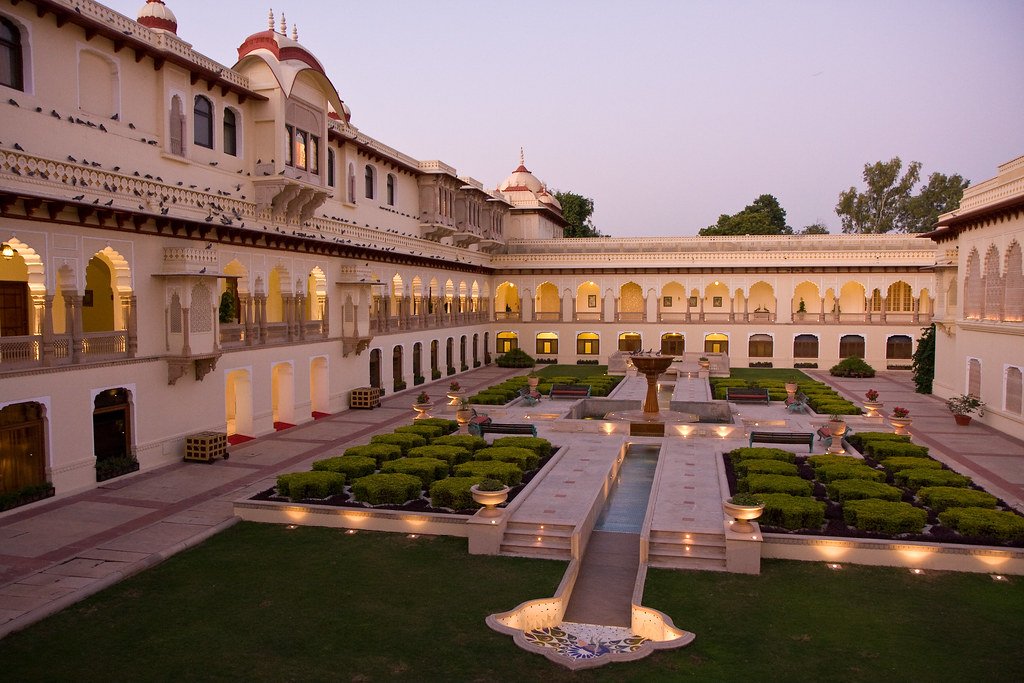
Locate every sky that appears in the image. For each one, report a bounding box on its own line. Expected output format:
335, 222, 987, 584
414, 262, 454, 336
103, 0, 1024, 236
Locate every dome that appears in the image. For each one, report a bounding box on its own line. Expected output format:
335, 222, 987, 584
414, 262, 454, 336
237, 11, 326, 77
137, 0, 177, 34
498, 152, 543, 193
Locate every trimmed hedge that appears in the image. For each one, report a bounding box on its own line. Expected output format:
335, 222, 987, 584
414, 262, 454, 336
757, 493, 826, 530
734, 459, 799, 477
343, 444, 403, 467
351, 473, 422, 505
394, 424, 445, 440
727, 447, 797, 464
411, 418, 459, 435
939, 507, 1024, 543
741, 474, 813, 497
473, 446, 539, 471
491, 436, 552, 458
454, 460, 523, 486
883, 457, 943, 473
381, 457, 450, 487
370, 433, 427, 455
432, 434, 488, 453
829, 356, 876, 378
807, 454, 862, 470
843, 499, 927, 534
826, 479, 902, 502
815, 463, 886, 484
311, 455, 377, 480
895, 468, 972, 491
276, 471, 346, 501
847, 432, 910, 452
407, 445, 472, 465
917, 486, 998, 513
865, 441, 930, 461
429, 476, 484, 510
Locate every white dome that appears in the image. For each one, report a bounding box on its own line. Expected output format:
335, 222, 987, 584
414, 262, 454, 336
137, 0, 178, 33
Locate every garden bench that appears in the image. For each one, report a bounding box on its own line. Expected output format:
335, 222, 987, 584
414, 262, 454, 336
785, 392, 809, 413
470, 422, 538, 437
549, 384, 591, 400
748, 431, 815, 452
816, 425, 855, 448
726, 387, 770, 404
518, 386, 542, 406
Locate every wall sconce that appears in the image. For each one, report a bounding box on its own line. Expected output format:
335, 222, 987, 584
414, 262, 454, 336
1, 242, 16, 260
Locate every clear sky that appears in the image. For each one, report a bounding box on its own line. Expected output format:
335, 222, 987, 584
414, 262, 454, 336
104, 0, 1024, 236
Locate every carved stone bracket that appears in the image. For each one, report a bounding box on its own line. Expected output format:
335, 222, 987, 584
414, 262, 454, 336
420, 222, 456, 240
342, 336, 373, 357
451, 231, 481, 248
476, 238, 504, 253
254, 177, 329, 224
167, 353, 222, 385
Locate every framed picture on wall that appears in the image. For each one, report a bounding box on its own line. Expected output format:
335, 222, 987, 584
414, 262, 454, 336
688, 296, 698, 307
713, 296, 723, 308
587, 294, 597, 308
663, 296, 672, 308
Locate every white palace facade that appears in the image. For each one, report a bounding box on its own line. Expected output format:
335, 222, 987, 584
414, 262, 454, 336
0, 0, 1021, 499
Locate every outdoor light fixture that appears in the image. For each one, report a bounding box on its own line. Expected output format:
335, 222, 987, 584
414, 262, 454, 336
826, 563, 843, 571
407, 534, 418, 539
286, 524, 298, 530
345, 529, 357, 535
910, 568, 924, 575
991, 574, 1008, 582
1, 242, 15, 260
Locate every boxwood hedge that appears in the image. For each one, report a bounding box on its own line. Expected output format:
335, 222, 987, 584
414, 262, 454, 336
847, 432, 910, 452
343, 444, 402, 467
727, 447, 796, 463
895, 468, 972, 491
432, 434, 488, 452
370, 433, 427, 455
815, 463, 886, 484
276, 471, 346, 501
843, 499, 926, 534
741, 474, 813, 497
410, 418, 459, 435
381, 457, 450, 487
826, 479, 902, 502
407, 444, 472, 465
917, 486, 998, 513
311, 455, 377, 480
757, 493, 826, 530
883, 456, 943, 473
429, 476, 484, 510
938, 507, 1024, 543
865, 441, 930, 461
734, 459, 799, 477
394, 424, 445, 440
472, 446, 539, 471
490, 436, 552, 458
454, 460, 523, 486
351, 473, 423, 505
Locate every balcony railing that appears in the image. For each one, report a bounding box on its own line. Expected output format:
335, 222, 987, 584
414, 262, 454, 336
0, 330, 129, 371
617, 312, 646, 322
534, 311, 561, 322
574, 312, 602, 322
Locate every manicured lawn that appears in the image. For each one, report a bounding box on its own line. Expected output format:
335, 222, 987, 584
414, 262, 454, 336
2, 523, 1022, 682
729, 367, 812, 382
535, 364, 608, 378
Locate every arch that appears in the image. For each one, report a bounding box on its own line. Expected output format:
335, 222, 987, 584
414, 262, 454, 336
967, 358, 981, 397
223, 259, 249, 294
271, 362, 295, 426
473, 333, 479, 364
748, 333, 773, 358
310, 357, 328, 416
617, 331, 642, 352
536, 331, 558, 355
1006, 366, 1022, 415
839, 334, 865, 359
393, 344, 404, 389
0, 401, 47, 493
535, 282, 559, 315
386, 173, 396, 206
0, 237, 44, 295
964, 248, 982, 319
82, 255, 115, 332
793, 281, 821, 315
430, 339, 439, 376
983, 244, 1003, 320
266, 265, 291, 323
391, 273, 404, 317
369, 348, 382, 389
577, 331, 600, 355
347, 162, 356, 203
413, 341, 423, 379
661, 332, 684, 355
619, 282, 644, 313
93, 387, 133, 472
886, 280, 913, 312
660, 281, 685, 310
364, 164, 376, 199
194, 95, 213, 149
0, 249, 31, 337
886, 334, 913, 359
169, 94, 185, 156
495, 281, 519, 314
471, 281, 480, 312
445, 337, 454, 371
748, 281, 775, 313
77, 48, 118, 118
704, 332, 729, 354
1005, 241, 1023, 322
327, 148, 336, 187
838, 281, 866, 315
459, 334, 467, 367
223, 107, 238, 156
496, 331, 518, 353
576, 281, 600, 313
306, 266, 327, 321
225, 368, 253, 437
794, 333, 819, 359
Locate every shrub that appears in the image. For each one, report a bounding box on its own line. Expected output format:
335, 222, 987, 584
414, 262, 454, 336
847, 431, 910, 451
490, 436, 552, 458
939, 507, 1024, 543
394, 424, 445, 440
495, 348, 536, 368
276, 471, 346, 501
311, 456, 377, 480
432, 434, 487, 453
407, 444, 472, 465
381, 457, 450, 487
727, 447, 796, 464
807, 454, 861, 470
896, 468, 972, 491
829, 356, 876, 378
843, 499, 927, 534
472, 446, 539, 471
815, 463, 886, 484
343, 444, 403, 467
742, 474, 813, 497
429, 476, 484, 510
882, 457, 943, 473
351, 473, 423, 505
409, 418, 458, 435
865, 441, 930, 461
454, 460, 523, 486
758, 493, 826, 530
733, 459, 799, 477
370, 433, 427, 455
918, 486, 998, 513
431, 369, 442, 380
826, 479, 902, 502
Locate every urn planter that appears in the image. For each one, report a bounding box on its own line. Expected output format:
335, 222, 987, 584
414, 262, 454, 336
827, 419, 848, 454
413, 402, 433, 420
446, 390, 465, 406
723, 501, 765, 533
889, 417, 912, 436
471, 484, 510, 516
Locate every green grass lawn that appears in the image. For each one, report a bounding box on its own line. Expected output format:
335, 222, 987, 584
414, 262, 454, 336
2, 523, 1022, 682
728, 367, 813, 382
535, 364, 608, 378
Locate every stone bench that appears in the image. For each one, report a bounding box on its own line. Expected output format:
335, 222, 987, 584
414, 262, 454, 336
748, 431, 814, 452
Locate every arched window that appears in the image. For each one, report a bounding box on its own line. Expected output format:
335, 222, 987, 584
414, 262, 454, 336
618, 332, 641, 352
386, 173, 396, 205
308, 135, 319, 174
577, 332, 600, 355
886, 281, 913, 312
327, 148, 335, 187
968, 358, 981, 396
364, 165, 376, 199
839, 334, 865, 359
223, 108, 237, 156
536, 332, 558, 355
496, 331, 518, 353
1006, 366, 1022, 416
193, 96, 213, 149
886, 335, 913, 359
793, 334, 818, 358
347, 163, 356, 202
0, 17, 24, 91
169, 95, 185, 156
294, 129, 307, 169
748, 334, 773, 358
661, 333, 684, 356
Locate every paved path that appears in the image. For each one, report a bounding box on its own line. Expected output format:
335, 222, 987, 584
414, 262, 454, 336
562, 531, 639, 627
0, 365, 521, 638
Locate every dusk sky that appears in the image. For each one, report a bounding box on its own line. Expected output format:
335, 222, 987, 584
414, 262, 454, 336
105, 0, 1024, 236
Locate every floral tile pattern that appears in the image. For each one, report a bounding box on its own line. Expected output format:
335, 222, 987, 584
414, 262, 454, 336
523, 622, 649, 661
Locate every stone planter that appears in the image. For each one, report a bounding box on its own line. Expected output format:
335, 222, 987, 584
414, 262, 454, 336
889, 417, 912, 436
953, 414, 972, 426
863, 400, 883, 417
827, 419, 848, 454
471, 484, 510, 516
413, 402, 433, 420
698, 360, 710, 370
527, 376, 540, 389
785, 382, 798, 399
446, 390, 465, 406
455, 407, 474, 433
723, 501, 765, 534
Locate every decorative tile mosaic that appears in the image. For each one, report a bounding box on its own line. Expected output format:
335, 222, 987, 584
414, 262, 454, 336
524, 622, 649, 661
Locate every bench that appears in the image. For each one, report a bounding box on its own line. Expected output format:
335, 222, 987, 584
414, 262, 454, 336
470, 422, 538, 437
816, 425, 855, 448
727, 387, 770, 404
518, 386, 542, 406
785, 392, 809, 413
549, 384, 591, 400
749, 431, 815, 452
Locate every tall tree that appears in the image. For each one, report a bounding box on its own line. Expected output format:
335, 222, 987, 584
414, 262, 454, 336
912, 323, 936, 394
800, 221, 830, 235
698, 194, 792, 236
553, 190, 602, 238
904, 172, 970, 233
836, 157, 921, 234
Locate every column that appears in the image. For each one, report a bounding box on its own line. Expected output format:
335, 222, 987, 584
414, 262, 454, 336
257, 294, 268, 344
41, 294, 54, 366
283, 294, 295, 341
67, 293, 83, 363
296, 293, 306, 341
240, 294, 252, 346
181, 308, 192, 356
124, 294, 138, 357
321, 295, 329, 337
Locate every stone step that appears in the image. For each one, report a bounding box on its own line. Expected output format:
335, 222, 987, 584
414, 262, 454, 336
648, 555, 729, 571
500, 544, 572, 561
502, 532, 572, 549
506, 521, 574, 537
648, 542, 726, 561
649, 529, 724, 544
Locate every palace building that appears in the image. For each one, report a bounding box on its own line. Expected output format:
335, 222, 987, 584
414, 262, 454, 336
0, 0, 1021, 499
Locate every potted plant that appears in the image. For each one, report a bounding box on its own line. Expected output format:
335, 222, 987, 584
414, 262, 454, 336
785, 380, 799, 398
471, 477, 510, 515
698, 356, 710, 370
413, 391, 433, 420
946, 393, 985, 426
447, 380, 464, 406
455, 397, 475, 432
827, 413, 848, 454
863, 389, 883, 416
889, 406, 912, 435
796, 297, 807, 321
527, 371, 540, 389
723, 493, 765, 533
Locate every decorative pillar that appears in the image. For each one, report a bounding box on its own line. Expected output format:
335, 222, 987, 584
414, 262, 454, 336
743, 296, 749, 323
699, 296, 705, 323
820, 297, 826, 323
257, 294, 268, 344
41, 294, 54, 366
321, 295, 329, 337
181, 307, 192, 356
912, 296, 920, 323
283, 294, 295, 341
296, 293, 307, 341
240, 294, 252, 346
881, 296, 888, 323
67, 293, 83, 363
124, 294, 138, 357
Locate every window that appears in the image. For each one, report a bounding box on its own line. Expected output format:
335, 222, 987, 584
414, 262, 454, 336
169, 95, 185, 156
968, 358, 981, 396
496, 332, 518, 353
886, 335, 913, 359
327, 149, 335, 187
386, 173, 396, 206
193, 96, 213, 149
536, 332, 558, 355
1006, 366, 1022, 415
0, 17, 24, 91
308, 135, 319, 174
223, 108, 237, 156
839, 334, 865, 359
886, 281, 913, 312
285, 125, 294, 166
294, 130, 307, 169
618, 332, 641, 352
869, 289, 883, 312
347, 163, 356, 202
661, 333, 684, 356
748, 334, 773, 358
365, 165, 376, 199
577, 332, 600, 355
793, 334, 819, 358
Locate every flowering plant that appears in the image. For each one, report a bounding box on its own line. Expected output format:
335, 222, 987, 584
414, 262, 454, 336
946, 393, 985, 417
449, 381, 461, 392
416, 391, 431, 404
891, 406, 910, 418
865, 389, 879, 402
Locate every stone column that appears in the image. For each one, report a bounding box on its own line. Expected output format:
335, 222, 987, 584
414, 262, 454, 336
820, 297, 826, 323
240, 294, 252, 346
321, 295, 329, 337
41, 294, 54, 366
257, 294, 268, 344
283, 294, 295, 341
181, 307, 192, 356
124, 295, 138, 357
67, 293, 83, 363
296, 293, 307, 341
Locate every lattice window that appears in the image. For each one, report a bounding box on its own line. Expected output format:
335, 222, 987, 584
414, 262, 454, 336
1005, 242, 1023, 322
968, 358, 982, 397
1006, 366, 1023, 415
983, 245, 1003, 320
169, 292, 182, 333
190, 283, 212, 333
886, 282, 913, 312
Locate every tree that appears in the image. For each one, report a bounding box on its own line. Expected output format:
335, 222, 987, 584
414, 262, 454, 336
553, 190, 602, 238
904, 172, 970, 233
698, 194, 792, 236
836, 157, 921, 234
912, 323, 936, 394
800, 222, 830, 235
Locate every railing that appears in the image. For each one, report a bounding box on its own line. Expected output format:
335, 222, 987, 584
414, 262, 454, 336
494, 311, 521, 321
0, 335, 41, 366
617, 312, 646, 322
574, 312, 602, 322
534, 312, 561, 322
1, 331, 129, 371
265, 323, 290, 343
81, 331, 127, 356
659, 312, 690, 323
702, 312, 733, 323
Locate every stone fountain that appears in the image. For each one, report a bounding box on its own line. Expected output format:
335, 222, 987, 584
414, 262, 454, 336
604, 352, 699, 432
